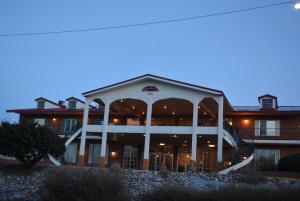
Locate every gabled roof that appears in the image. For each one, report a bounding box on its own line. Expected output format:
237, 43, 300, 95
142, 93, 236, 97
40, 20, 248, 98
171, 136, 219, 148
66, 97, 96, 109
35, 97, 66, 108
83, 74, 224, 96
258, 94, 277, 100
66, 97, 85, 104
82, 74, 234, 111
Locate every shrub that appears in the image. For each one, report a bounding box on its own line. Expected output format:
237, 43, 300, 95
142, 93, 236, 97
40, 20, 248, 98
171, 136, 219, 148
41, 167, 128, 201
110, 162, 122, 175
278, 154, 300, 172
0, 122, 65, 168
141, 185, 300, 201
158, 164, 170, 179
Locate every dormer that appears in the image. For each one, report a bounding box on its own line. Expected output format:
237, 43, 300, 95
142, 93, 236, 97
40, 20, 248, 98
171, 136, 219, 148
66, 97, 84, 109
258, 94, 278, 109
35, 97, 65, 109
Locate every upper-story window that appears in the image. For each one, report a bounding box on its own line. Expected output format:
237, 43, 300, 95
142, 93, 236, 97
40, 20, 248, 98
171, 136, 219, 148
255, 120, 280, 136
37, 101, 45, 109
68, 101, 77, 109
64, 119, 78, 132
261, 99, 273, 109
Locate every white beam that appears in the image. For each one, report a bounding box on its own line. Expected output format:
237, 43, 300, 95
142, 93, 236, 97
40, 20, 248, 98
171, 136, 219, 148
143, 99, 153, 160
79, 99, 91, 155
217, 96, 224, 162
101, 99, 111, 157
192, 98, 200, 162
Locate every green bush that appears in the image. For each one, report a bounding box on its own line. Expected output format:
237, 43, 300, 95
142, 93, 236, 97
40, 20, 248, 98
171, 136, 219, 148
0, 122, 65, 168
278, 154, 300, 172
41, 167, 128, 201
158, 164, 170, 179
141, 185, 300, 201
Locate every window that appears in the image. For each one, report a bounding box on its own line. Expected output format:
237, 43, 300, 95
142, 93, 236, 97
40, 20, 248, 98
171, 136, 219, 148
37, 101, 45, 109
64, 119, 78, 132
68, 101, 76, 109
255, 120, 280, 136
255, 149, 280, 170
64, 143, 77, 163
88, 144, 101, 164
261, 98, 273, 109
123, 145, 138, 169
34, 118, 45, 126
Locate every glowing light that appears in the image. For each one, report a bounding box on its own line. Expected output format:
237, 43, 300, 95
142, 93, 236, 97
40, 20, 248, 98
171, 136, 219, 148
172, 112, 175, 115
243, 157, 247, 160
163, 105, 167, 110
243, 119, 249, 125
113, 118, 118, 123
184, 140, 187, 143
132, 106, 135, 110
159, 143, 165, 146
295, 2, 300, 9
111, 151, 117, 157
204, 112, 207, 115
228, 161, 232, 166
208, 144, 215, 148
52, 118, 57, 122
142, 111, 145, 115
207, 140, 210, 144
198, 135, 202, 138
120, 99, 124, 103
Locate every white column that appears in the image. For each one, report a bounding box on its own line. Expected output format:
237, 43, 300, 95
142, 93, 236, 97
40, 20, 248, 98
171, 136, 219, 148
100, 99, 111, 158
217, 96, 224, 163
143, 99, 153, 167
79, 98, 91, 156
191, 98, 199, 162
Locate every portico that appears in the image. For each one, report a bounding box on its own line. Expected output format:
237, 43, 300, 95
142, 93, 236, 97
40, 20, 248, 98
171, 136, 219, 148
77, 74, 235, 170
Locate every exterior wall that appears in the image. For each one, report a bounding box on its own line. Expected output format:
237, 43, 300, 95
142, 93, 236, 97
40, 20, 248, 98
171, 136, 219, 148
230, 115, 300, 140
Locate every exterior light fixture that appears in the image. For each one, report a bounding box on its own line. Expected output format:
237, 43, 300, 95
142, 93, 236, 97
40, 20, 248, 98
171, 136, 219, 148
208, 144, 215, 148
204, 112, 207, 115
163, 105, 167, 110
198, 135, 202, 138
243, 119, 249, 125
159, 143, 165, 146
142, 111, 145, 115
113, 118, 118, 123
295, 2, 300, 9
132, 106, 135, 110
172, 112, 175, 115
111, 151, 117, 157
172, 134, 178, 138
207, 140, 210, 144
120, 99, 124, 103
243, 157, 247, 160
184, 140, 187, 143
52, 117, 57, 122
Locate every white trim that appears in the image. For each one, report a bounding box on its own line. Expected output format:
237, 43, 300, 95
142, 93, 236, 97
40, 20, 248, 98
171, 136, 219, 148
84, 75, 222, 97
218, 153, 254, 175
242, 139, 300, 145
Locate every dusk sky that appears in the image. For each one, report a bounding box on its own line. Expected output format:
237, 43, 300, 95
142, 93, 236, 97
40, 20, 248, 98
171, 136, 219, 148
1, 0, 299, 122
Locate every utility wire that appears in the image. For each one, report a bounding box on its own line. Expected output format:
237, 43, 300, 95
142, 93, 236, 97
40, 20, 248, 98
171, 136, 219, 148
0, 1, 295, 37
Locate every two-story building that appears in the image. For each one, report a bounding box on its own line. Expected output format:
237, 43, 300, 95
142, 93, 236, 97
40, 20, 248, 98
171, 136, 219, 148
6, 74, 300, 173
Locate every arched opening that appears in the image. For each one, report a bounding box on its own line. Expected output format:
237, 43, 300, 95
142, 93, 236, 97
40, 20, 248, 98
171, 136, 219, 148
109, 98, 147, 126
198, 97, 218, 127
151, 98, 193, 126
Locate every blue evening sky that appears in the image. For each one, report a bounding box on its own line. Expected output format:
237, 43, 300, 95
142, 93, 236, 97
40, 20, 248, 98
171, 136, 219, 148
0, 0, 299, 122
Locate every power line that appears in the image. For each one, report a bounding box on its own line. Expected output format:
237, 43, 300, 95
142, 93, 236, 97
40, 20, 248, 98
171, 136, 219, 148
0, 1, 295, 37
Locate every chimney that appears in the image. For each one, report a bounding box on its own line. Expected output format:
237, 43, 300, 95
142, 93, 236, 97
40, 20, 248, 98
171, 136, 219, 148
58, 100, 65, 106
